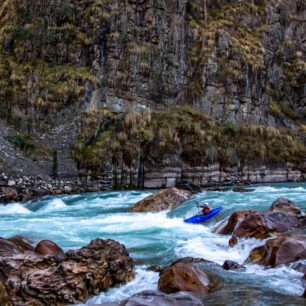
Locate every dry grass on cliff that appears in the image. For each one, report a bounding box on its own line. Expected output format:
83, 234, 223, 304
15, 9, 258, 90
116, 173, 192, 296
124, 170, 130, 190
73, 106, 306, 172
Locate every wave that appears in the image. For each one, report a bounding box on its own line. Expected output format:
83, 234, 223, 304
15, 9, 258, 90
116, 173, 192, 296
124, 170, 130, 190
39, 199, 67, 213
87, 268, 159, 304
0, 203, 31, 215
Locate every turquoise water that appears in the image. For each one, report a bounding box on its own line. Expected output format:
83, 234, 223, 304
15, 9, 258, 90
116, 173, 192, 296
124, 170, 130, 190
0, 183, 305, 305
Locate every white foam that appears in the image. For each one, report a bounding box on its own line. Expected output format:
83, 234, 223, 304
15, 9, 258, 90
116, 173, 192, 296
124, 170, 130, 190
245, 264, 305, 296
176, 236, 265, 265
0, 203, 31, 215
39, 199, 67, 212
87, 268, 159, 304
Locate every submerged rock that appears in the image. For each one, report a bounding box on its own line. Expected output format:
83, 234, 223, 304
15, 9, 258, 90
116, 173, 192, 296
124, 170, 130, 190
222, 260, 246, 271
129, 188, 192, 213
158, 262, 211, 295
232, 187, 255, 193
0, 238, 134, 305
246, 232, 306, 267
93, 290, 204, 306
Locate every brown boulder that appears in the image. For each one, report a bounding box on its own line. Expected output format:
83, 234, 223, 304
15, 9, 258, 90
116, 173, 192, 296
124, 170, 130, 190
213, 210, 255, 235
270, 198, 303, 217
230, 212, 301, 245
2, 188, 18, 202
158, 262, 211, 295
0, 238, 134, 305
35, 240, 65, 258
0, 280, 11, 306
129, 188, 192, 213
246, 232, 306, 267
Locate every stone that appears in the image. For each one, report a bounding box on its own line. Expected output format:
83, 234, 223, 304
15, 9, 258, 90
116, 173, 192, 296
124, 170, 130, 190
64, 186, 73, 193
246, 232, 306, 267
34, 240, 65, 259
146, 265, 162, 273
158, 262, 211, 295
222, 260, 245, 271
7, 180, 15, 186
270, 198, 303, 217
0, 238, 134, 305
129, 188, 192, 213
213, 210, 255, 235
2, 188, 18, 202
232, 187, 255, 193
94, 290, 204, 306
8, 236, 34, 253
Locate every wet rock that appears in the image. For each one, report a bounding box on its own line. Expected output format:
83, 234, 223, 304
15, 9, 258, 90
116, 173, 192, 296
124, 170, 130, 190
230, 211, 301, 245
129, 188, 192, 213
0, 280, 11, 306
270, 198, 303, 217
222, 260, 246, 271
8, 236, 34, 253
0, 238, 134, 305
2, 188, 18, 202
0, 237, 22, 257
246, 232, 306, 267
303, 288, 306, 298
34, 240, 65, 259
158, 262, 211, 295
94, 290, 204, 306
147, 265, 162, 272
232, 187, 255, 193
290, 262, 306, 274
213, 210, 255, 235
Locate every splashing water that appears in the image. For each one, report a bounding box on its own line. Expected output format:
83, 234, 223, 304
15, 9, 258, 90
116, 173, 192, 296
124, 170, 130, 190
0, 183, 305, 305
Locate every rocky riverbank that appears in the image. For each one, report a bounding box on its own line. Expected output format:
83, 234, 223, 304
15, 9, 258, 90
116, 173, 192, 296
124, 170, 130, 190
0, 237, 134, 305
0, 173, 112, 203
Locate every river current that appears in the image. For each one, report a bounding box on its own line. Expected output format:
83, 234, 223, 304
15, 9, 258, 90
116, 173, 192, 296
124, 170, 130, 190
0, 183, 305, 305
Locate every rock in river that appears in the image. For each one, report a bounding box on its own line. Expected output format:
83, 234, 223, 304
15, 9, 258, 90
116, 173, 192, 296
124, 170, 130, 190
246, 231, 306, 267
0, 237, 134, 305
129, 187, 192, 213
158, 262, 211, 295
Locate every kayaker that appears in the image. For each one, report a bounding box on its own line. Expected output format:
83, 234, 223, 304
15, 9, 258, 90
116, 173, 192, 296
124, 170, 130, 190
201, 202, 212, 215
196, 201, 212, 215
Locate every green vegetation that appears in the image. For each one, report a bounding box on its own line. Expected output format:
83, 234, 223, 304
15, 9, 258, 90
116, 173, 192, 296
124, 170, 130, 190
74, 106, 306, 172
269, 101, 300, 120
8, 131, 35, 150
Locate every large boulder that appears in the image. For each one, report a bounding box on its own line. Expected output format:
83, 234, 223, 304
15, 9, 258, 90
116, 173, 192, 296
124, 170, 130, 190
213, 210, 255, 235
270, 198, 303, 217
129, 188, 192, 213
94, 290, 204, 306
229, 211, 302, 246
158, 262, 211, 295
222, 260, 245, 271
0, 238, 134, 305
246, 232, 306, 267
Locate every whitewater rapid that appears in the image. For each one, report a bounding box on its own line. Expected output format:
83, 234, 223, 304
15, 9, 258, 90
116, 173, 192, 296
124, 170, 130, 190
0, 184, 305, 304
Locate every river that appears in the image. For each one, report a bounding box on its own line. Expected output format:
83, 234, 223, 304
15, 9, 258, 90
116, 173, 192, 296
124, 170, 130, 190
0, 183, 305, 305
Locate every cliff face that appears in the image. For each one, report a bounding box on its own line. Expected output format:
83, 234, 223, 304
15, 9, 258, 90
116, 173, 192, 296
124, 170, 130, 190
0, 0, 305, 186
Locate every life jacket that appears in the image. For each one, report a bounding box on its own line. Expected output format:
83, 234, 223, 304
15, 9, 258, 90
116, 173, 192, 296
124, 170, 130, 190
202, 206, 211, 215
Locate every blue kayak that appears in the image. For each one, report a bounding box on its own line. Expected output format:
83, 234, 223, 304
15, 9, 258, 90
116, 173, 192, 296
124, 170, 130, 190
184, 207, 223, 224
